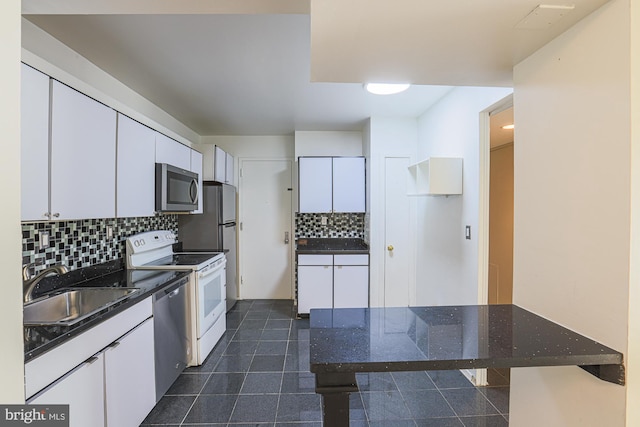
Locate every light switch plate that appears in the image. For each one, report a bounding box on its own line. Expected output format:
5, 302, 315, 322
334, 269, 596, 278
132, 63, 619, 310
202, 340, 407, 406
465, 225, 471, 240
106, 226, 113, 239
321, 216, 328, 225
40, 231, 49, 248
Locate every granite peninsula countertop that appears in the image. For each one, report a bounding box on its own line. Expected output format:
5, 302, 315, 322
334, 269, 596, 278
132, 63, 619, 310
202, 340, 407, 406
309, 305, 624, 382
309, 305, 624, 426
24, 265, 190, 362
295, 238, 369, 254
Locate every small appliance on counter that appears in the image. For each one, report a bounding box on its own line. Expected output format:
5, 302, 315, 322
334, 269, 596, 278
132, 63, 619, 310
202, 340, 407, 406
178, 182, 237, 311
125, 230, 226, 366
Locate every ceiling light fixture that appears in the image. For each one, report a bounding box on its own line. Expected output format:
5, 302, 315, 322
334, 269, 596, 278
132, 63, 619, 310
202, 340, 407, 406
502, 124, 515, 130
364, 83, 411, 95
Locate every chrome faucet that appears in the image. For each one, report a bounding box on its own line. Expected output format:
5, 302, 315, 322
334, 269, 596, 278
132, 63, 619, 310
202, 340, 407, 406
23, 264, 69, 303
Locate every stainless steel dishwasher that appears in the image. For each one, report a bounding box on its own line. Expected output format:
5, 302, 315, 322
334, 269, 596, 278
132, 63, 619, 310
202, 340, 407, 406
153, 277, 189, 401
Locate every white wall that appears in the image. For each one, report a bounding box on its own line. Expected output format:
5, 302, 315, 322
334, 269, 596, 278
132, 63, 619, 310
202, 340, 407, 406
294, 131, 363, 157
512, 0, 631, 425
367, 117, 418, 307
21, 19, 199, 147
198, 135, 294, 187
414, 87, 511, 306
628, 1, 640, 424
1, 0, 26, 403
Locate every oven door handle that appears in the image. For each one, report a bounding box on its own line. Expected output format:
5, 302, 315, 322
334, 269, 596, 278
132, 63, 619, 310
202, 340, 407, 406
199, 264, 224, 279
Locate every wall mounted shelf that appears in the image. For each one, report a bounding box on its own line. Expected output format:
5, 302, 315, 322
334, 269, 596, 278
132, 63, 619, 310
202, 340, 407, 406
407, 157, 463, 196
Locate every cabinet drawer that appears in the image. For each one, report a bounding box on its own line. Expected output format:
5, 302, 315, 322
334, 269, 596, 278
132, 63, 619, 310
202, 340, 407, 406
334, 254, 369, 266
297, 254, 333, 265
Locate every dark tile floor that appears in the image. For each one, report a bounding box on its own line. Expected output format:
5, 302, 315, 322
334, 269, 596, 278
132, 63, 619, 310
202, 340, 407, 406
141, 300, 509, 426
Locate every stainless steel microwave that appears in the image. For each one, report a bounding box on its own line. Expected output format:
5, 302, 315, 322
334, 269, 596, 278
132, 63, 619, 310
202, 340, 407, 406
155, 163, 199, 212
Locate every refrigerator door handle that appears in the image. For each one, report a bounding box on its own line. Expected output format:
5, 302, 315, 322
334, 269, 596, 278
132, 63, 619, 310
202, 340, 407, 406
284, 231, 289, 244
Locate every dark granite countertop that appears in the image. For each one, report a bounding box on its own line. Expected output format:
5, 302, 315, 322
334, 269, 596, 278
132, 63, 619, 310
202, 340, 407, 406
24, 264, 190, 362
296, 238, 369, 254
309, 305, 624, 384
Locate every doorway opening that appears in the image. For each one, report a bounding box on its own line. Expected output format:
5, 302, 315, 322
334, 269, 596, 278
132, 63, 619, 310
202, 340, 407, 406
476, 94, 513, 387
487, 105, 514, 386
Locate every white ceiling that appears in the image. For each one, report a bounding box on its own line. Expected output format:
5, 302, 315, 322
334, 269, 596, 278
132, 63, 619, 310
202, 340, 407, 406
22, 0, 609, 136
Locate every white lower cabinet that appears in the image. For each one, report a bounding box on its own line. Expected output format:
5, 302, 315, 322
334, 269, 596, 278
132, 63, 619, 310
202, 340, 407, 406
104, 317, 155, 427
297, 254, 369, 314
333, 266, 369, 309
29, 354, 106, 427
298, 264, 333, 314
26, 300, 155, 427
28, 317, 154, 427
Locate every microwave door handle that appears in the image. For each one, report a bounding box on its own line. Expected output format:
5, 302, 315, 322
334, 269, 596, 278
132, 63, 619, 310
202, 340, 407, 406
190, 179, 199, 204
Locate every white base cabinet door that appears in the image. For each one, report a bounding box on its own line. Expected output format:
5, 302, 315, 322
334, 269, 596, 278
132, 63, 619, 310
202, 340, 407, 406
297, 265, 333, 314
29, 354, 106, 427
104, 317, 155, 427
333, 265, 369, 308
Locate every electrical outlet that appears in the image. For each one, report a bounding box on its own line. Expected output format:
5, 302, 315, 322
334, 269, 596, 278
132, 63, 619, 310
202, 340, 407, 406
40, 231, 49, 249
106, 226, 113, 239
321, 216, 328, 225
465, 225, 471, 240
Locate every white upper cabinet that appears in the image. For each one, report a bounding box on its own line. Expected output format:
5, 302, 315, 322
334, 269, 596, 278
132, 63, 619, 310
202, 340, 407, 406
299, 157, 333, 213
332, 157, 365, 212
190, 149, 203, 213
225, 151, 235, 184
299, 156, 365, 213
202, 145, 234, 184
214, 146, 226, 183
116, 114, 156, 218
155, 133, 191, 170
50, 81, 117, 220
20, 64, 50, 221
407, 157, 463, 196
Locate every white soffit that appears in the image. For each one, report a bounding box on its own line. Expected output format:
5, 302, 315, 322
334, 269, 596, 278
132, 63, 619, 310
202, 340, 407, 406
309, 0, 609, 87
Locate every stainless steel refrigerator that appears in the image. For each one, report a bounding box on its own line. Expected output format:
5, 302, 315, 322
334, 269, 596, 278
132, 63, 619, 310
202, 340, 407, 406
178, 182, 237, 311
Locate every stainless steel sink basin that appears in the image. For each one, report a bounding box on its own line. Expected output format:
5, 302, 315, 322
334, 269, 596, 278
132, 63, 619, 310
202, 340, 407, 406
24, 288, 139, 326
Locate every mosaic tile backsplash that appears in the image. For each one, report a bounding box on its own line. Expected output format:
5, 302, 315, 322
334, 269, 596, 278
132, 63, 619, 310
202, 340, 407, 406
22, 215, 178, 275
295, 213, 365, 239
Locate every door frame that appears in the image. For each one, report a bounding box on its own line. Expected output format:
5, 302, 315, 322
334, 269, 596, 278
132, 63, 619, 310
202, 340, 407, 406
476, 94, 513, 386
237, 157, 294, 300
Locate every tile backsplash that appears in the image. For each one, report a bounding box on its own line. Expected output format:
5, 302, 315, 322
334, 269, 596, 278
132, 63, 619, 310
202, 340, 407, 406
22, 215, 178, 274
295, 213, 365, 239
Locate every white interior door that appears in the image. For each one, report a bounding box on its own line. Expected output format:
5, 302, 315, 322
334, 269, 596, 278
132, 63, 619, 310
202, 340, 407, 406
239, 159, 293, 299
384, 157, 412, 307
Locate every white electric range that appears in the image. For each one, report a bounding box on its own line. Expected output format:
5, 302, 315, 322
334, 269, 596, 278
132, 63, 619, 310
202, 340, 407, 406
126, 230, 226, 366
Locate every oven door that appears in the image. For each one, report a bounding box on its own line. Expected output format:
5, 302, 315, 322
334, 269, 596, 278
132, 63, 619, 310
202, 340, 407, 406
196, 259, 226, 337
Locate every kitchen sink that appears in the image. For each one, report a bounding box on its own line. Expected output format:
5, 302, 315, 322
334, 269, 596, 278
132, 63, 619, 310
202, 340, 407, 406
24, 288, 140, 326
